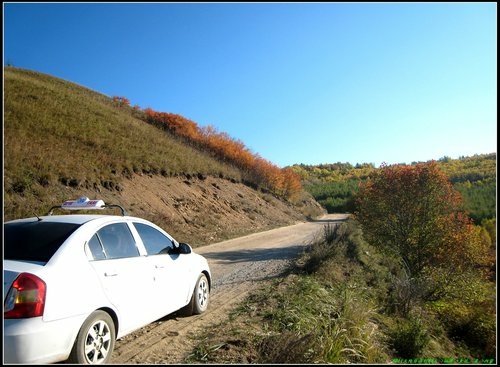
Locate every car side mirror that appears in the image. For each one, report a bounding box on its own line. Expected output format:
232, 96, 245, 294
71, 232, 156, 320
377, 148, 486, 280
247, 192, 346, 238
178, 242, 192, 254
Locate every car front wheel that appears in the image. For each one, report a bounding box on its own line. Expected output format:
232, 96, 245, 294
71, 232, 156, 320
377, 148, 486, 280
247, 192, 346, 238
68, 310, 116, 364
180, 273, 210, 316
192, 273, 210, 314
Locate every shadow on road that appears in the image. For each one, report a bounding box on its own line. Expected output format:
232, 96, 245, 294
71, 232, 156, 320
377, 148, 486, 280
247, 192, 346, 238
308, 218, 347, 224
201, 244, 306, 263
307, 213, 351, 225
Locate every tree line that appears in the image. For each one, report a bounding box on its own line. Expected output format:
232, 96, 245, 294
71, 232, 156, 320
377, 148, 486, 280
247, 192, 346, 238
293, 153, 496, 224
112, 96, 302, 200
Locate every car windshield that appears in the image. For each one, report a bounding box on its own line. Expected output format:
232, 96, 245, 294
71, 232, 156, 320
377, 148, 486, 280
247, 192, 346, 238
4, 221, 81, 263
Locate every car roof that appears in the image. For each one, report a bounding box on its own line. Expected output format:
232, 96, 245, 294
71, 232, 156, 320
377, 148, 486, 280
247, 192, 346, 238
5, 214, 131, 225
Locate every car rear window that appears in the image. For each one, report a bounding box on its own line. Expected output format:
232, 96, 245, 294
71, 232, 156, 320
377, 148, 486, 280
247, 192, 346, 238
4, 221, 81, 262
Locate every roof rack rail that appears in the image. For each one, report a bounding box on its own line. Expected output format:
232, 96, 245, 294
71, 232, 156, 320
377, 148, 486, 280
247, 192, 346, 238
103, 204, 128, 216
46, 197, 128, 216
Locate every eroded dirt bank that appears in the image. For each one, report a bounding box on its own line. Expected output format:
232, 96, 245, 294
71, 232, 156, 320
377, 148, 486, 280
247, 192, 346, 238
115, 174, 325, 247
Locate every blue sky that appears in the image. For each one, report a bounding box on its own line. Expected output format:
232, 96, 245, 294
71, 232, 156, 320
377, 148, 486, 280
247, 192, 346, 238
3, 2, 497, 168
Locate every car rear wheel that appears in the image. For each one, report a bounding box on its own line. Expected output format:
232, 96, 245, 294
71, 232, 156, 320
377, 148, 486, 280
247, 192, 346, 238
68, 310, 116, 364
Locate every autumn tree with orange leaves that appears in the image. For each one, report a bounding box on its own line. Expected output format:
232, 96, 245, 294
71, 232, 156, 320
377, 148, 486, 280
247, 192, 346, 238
142, 106, 303, 200
354, 162, 490, 309
112, 96, 130, 106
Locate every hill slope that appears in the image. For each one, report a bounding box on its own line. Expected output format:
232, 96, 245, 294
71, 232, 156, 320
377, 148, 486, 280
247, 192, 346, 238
3, 67, 325, 246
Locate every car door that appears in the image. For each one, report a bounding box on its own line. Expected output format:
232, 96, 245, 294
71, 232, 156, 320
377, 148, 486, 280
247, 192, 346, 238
132, 222, 192, 317
86, 222, 156, 336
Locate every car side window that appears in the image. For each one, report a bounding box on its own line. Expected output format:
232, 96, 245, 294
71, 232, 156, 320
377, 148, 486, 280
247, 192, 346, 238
87, 234, 106, 260
133, 222, 174, 256
97, 223, 139, 259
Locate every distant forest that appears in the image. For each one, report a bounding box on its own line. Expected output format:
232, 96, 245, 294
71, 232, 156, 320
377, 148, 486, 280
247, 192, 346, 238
292, 153, 496, 225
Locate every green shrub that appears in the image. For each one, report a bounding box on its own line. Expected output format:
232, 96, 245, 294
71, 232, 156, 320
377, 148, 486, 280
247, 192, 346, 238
388, 316, 430, 359
461, 310, 496, 358
437, 299, 497, 359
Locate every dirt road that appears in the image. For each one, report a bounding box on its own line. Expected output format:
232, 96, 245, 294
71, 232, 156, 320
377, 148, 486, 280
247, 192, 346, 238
111, 214, 348, 364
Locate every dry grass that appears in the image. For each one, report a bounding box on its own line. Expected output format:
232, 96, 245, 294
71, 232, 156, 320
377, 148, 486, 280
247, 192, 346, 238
4, 67, 244, 220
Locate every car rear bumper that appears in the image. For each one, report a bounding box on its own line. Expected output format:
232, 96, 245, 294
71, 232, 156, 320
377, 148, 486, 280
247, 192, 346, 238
4, 315, 85, 364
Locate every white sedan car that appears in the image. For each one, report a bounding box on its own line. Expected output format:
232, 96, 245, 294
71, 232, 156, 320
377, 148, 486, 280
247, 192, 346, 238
4, 197, 211, 364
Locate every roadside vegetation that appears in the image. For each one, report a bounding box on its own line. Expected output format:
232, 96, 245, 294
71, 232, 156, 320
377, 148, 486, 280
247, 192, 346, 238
186, 162, 495, 364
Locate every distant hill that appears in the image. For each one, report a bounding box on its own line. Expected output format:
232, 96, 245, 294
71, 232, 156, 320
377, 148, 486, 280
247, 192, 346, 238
3, 67, 324, 245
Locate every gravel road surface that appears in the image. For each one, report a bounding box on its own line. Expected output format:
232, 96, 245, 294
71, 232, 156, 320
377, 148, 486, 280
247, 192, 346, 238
111, 214, 348, 364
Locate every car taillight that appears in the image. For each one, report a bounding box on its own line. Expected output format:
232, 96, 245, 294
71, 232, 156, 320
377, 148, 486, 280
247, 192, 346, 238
4, 273, 46, 319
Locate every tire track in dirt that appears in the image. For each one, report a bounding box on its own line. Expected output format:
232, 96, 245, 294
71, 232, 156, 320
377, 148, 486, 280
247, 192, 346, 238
111, 281, 255, 363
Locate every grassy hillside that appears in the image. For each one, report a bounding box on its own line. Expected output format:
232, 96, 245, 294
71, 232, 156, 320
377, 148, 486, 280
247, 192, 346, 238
3, 67, 266, 219
4, 67, 326, 245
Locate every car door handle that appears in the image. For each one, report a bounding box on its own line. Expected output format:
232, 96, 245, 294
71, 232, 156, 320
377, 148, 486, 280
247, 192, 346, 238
154, 265, 165, 269
104, 272, 118, 277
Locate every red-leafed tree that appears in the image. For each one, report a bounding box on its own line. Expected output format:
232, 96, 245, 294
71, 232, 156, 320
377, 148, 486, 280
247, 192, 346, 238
354, 162, 491, 315
112, 96, 130, 106
354, 162, 488, 279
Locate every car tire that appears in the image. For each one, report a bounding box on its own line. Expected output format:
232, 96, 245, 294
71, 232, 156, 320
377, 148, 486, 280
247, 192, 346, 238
180, 273, 210, 316
67, 310, 116, 364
